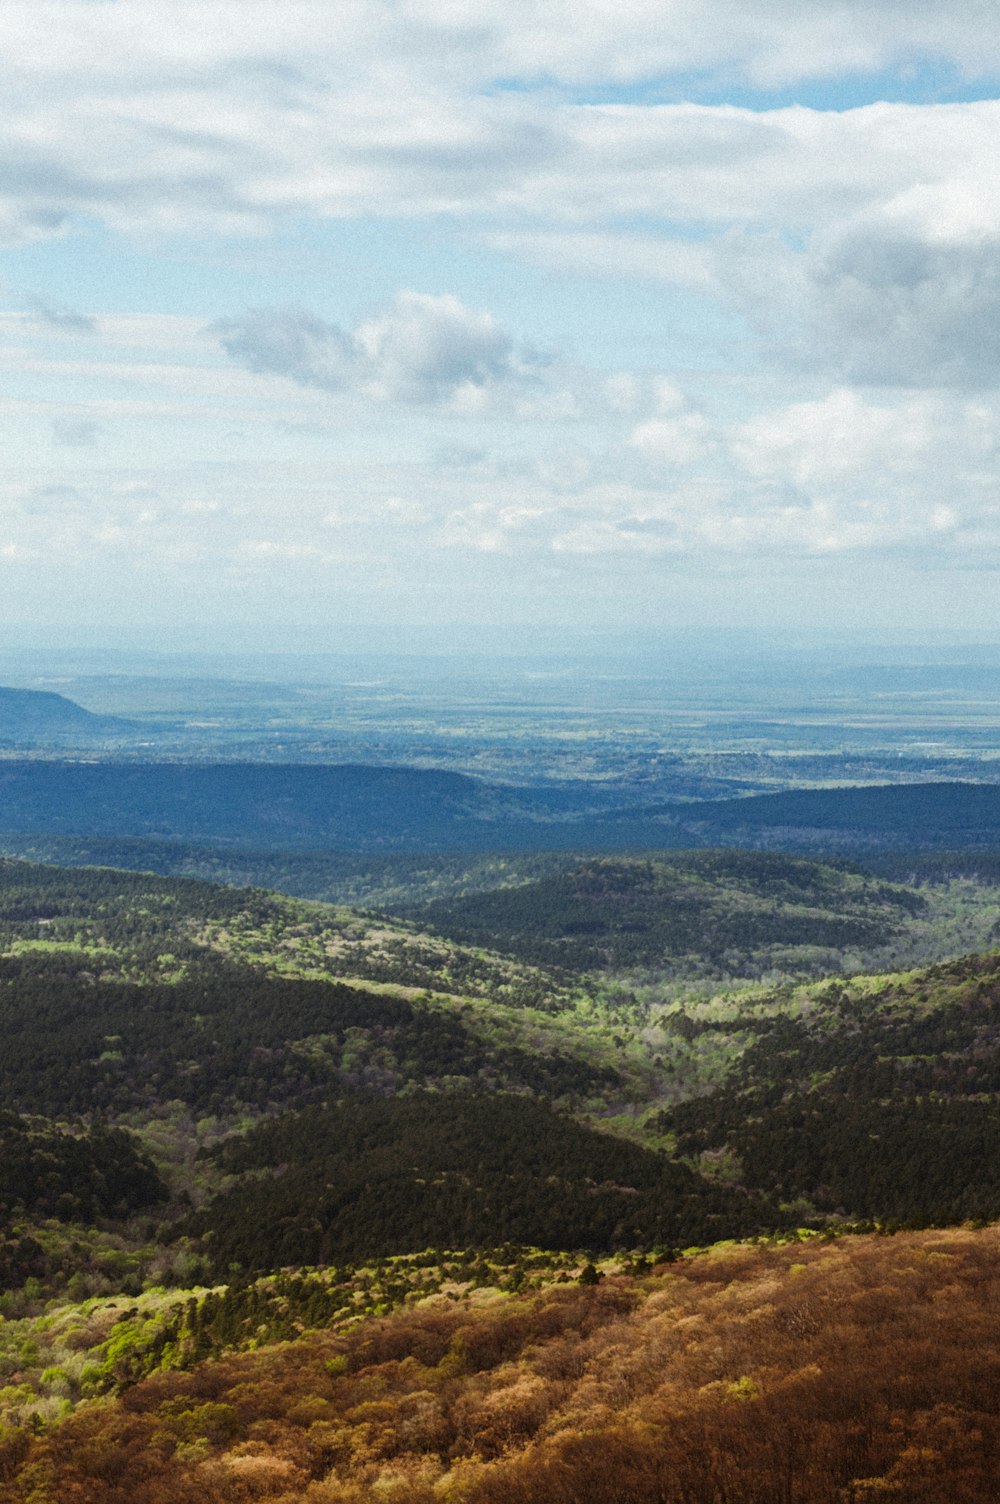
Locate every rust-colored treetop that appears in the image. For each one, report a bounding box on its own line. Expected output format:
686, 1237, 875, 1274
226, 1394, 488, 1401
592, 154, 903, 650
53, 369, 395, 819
3, 1225, 999, 1504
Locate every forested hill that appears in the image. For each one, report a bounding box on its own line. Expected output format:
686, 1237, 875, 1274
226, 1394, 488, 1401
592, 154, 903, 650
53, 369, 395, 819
0, 761, 999, 853
603, 779, 1000, 852
5, 1227, 999, 1504
0, 686, 131, 742
0, 760, 507, 847
405, 852, 924, 971
3, 845, 1000, 1501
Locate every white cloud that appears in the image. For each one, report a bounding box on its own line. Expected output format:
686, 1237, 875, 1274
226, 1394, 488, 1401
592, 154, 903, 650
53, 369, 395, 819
5, 4, 1000, 629
551, 518, 678, 555
796, 225, 1000, 387
486, 231, 714, 288
731, 388, 994, 490
628, 382, 714, 465
354, 292, 531, 403
3, 2, 1000, 96
0, 3, 995, 251
214, 307, 356, 391
215, 292, 542, 408
4, 61, 998, 403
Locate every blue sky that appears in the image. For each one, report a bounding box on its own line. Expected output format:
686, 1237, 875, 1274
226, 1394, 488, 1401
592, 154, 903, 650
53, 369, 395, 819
3, 1, 1000, 648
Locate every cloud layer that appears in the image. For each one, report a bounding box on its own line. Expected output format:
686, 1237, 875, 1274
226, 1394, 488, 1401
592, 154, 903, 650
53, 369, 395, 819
2, 1, 1000, 633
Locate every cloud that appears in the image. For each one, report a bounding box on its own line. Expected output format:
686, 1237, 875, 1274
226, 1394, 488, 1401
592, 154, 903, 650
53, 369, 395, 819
355, 292, 531, 403
434, 500, 548, 553
431, 0, 1000, 88
627, 382, 714, 466
6, 79, 998, 395
0, 2, 996, 250
3, 3, 1000, 102
486, 231, 714, 287
51, 417, 100, 447
732, 388, 914, 487
214, 307, 355, 391
551, 518, 679, 555
725, 388, 996, 555
27, 297, 96, 334
214, 291, 541, 407
796, 227, 1000, 388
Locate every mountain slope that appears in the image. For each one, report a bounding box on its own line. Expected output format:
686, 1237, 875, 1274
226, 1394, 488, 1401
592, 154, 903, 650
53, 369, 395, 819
592, 779, 1000, 853
405, 852, 925, 972
4, 1227, 1000, 1504
2, 855, 1000, 1300
0, 685, 132, 742
0, 760, 569, 847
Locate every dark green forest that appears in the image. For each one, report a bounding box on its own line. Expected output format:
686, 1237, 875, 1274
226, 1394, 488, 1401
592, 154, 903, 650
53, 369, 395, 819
0, 855, 998, 1292
192, 1094, 774, 1273
659, 953, 1000, 1223
405, 853, 923, 970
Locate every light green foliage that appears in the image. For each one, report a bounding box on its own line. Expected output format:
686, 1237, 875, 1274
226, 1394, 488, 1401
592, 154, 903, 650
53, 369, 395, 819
0, 1248, 604, 1427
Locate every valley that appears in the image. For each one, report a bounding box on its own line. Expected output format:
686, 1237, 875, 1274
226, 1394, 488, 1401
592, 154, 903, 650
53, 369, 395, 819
1, 663, 999, 1500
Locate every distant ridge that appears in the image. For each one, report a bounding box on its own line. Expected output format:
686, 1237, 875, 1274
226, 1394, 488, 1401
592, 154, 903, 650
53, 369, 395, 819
594, 779, 1000, 852
0, 760, 497, 846
0, 686, 131, 741
0, 762, 996, 853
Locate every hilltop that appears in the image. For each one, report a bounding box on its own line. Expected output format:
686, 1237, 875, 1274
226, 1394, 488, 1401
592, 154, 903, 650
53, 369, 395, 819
403, 851, 927, 975
0, 685, 132, 744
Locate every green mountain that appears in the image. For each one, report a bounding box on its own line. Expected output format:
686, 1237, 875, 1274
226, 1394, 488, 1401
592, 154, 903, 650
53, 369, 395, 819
0, 854, 999, 1293
657, 951, 1000, 1225
0, 852, 999, 1503
404, 852, 925, 972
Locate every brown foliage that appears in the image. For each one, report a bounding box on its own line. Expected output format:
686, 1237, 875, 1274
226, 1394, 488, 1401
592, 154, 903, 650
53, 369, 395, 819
3, 1227, 1000, 1503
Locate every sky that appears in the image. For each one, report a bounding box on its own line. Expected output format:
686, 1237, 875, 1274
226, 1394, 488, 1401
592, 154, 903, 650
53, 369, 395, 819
3, 1, 1000, 649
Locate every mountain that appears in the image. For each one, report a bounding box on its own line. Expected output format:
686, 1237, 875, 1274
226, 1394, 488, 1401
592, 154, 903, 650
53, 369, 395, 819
0, 685, 133, 743
1, 853, 1000, 1276
591, 779, 1000, 853
0, 760, 534, 846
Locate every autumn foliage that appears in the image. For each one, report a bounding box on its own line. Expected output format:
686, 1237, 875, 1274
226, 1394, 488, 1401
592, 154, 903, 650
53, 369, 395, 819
3, 1225, 1000, 1502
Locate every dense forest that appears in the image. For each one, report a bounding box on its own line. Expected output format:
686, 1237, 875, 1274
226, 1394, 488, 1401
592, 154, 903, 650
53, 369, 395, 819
0, 857, 998, 1285
655, 953, 1000, 1222
0, 1113, 164, 1226
3, 1228, 999, 1503
405, 853, 924, 971
191, 1093, 776, 1273
0, 850, 999, 1499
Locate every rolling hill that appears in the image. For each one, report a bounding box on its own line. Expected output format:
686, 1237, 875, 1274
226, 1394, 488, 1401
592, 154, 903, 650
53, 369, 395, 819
404, 852, 926, 972
0, 762, 998, 855
0, 854, 998, 1500
0, 685, 133, 743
